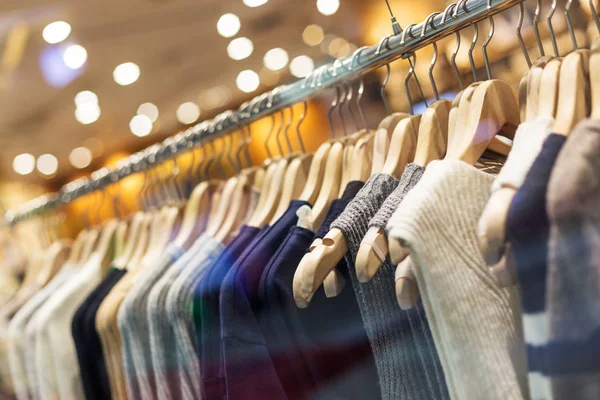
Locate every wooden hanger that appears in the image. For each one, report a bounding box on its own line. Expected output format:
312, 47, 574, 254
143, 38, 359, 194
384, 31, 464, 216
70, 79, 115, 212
553, 49, 591, 135
64, 228, 88, 265
527, 56, 555, 120
356, 100, 450, 283
271, 154, 313, 224
127, 214, 151, 272
299, 143, 331, 204
113, 212, 144, 269
351, 132, 375, 182
173, 180, 218, 249
371, 113, 408, 175
78, 227, 100, 265
113, 220, 128, 263
592, 38, 600, 119
35, 240, 71, 287
381, 115, 420, 177
390, 79, 519, 268
308, 142, 344, 230
95, 219, 120, 275
247, 158, 286, 227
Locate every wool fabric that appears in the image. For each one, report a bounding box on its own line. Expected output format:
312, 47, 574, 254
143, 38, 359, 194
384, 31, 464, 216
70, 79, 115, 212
118, 244, 185, 400
370, 164, 424, 232
505, 133, 566, 400
546, 119, 600, 399
388, 160, 527, 400
164, 236, 223, 400
331, 173, 449, 400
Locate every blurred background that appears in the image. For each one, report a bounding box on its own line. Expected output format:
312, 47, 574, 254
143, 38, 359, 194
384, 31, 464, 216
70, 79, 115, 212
0, 0, 598, 238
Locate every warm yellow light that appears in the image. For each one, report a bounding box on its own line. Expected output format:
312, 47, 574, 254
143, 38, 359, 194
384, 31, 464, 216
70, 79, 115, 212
290, 56, 314, 78
263, 48, 289, 71
227, 37, 254, 61
316, 0, 339, 16
129, 115, 153, 137
137, 102, 159, 122
302, 24, 324, 47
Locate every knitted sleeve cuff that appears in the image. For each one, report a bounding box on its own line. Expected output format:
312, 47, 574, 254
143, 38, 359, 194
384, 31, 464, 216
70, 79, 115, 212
369, 164, 424, 232
330, 173, 398, 249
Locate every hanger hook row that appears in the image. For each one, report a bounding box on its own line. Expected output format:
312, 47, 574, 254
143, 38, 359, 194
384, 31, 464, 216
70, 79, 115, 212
547, 0, 560, 57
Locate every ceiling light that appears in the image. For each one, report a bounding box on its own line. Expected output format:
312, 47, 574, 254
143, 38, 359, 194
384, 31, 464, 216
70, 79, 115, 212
227, 37, 254, 61
69, 147, 93, 169
12, 153, 35, 176
74, 90, 98, 107
302, 24, 324, 46
113, 62, 140, 86
137, 102, 159, 122
42, 21, 71, 44
317, 0, 340, 15
236, 70, 260, 93
63, 44, 87, 69
217, 13, 241, 38
75, 103, 101, 125
243, 0, 268, 7
290, 55, 314, 78
176, 102, 201, 124
129, 114, 153, 137
36, 154, 58, 176
263, 48, 289, 71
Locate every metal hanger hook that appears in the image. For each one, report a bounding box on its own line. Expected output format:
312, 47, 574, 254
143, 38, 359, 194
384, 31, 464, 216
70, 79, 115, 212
295, 101, 307, 153
375, 35, 393, 115
533, 0, 546, 57
283, 106, 294, 154
517, 2, 532, 68
442, 3, 464, 90
547, 0, 560, 57
564, 0, 578, 50
422, 12, 441, 100
468, 22, 479, 82
482, 2, 495, 81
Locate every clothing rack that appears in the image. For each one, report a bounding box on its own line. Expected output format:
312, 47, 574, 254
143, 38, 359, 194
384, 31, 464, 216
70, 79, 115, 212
4, 0, 522, 225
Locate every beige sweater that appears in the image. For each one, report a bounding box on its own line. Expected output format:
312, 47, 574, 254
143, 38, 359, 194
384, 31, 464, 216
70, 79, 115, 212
388, 160, 528, 400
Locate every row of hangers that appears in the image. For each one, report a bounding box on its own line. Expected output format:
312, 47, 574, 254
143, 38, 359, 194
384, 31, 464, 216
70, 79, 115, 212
292, 0, 600, 310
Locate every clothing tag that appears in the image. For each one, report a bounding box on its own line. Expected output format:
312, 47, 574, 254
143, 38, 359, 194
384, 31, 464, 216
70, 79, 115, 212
296, 205, 314, 232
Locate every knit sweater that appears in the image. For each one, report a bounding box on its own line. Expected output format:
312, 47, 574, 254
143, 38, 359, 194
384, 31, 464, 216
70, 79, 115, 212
505, 134, 566, 400
164, 236, 223, 400
8, 265, 75, 400
546, 119, 600, 399
370, 164, 424, 232
330, 173, 449, 400
146, 235, 209, 400
388, 160, 527, 400
118, 244, 185, 400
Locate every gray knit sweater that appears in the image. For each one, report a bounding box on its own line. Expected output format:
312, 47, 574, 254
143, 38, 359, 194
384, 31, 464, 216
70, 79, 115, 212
330, 173, 450, 400
369, 163, 425, 232
546, 119, 600, 399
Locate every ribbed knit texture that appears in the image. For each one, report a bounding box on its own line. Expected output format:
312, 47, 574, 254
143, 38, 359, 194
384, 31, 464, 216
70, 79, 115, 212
331, 173, 449, 400
546, 119, 600, 399
388, 160, 527, 400
164, 236, 223, 400
118, 245, 185, 400
491, 116, 553, 192
505, 133, 566, 400
370, 164, 424, 232
147, 235, 209, 400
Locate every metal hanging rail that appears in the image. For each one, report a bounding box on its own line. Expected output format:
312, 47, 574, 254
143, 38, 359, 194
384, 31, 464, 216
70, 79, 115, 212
4, 0, 522, 225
